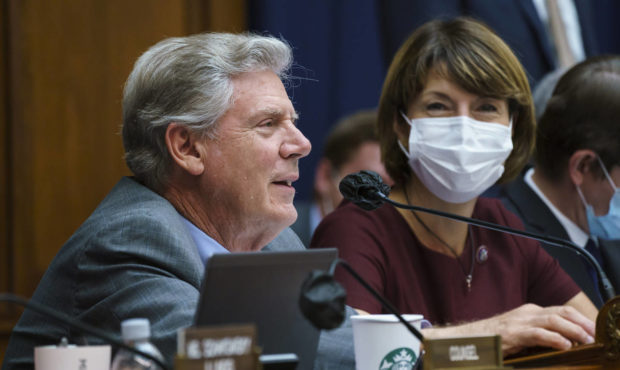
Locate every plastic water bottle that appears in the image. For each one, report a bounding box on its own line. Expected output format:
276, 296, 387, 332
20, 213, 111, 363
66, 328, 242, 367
111, 318, 164, 370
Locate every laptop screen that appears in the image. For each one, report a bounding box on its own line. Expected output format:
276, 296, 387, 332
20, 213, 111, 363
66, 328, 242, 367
194, 248, 338, 370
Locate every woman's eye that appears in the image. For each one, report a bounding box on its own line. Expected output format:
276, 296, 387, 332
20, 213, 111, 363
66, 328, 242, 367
479, 103, 498, 112
426, 102, 447, 111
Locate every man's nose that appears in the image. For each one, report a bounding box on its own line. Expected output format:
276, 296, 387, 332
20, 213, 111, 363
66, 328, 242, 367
281, 124, 312, 159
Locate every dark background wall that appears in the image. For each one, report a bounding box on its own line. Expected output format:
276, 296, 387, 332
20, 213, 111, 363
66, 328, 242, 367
248, 0, 386, 200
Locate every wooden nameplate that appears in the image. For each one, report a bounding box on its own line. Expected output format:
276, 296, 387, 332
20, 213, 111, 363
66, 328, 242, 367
423, 335, 504, 369
175, 324, 260, 370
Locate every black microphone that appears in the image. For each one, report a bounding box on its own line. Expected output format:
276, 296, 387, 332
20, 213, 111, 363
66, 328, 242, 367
339, 170, 616, 302
299, 258, 424, 369
299, 258, 424, 341
338, 170, 391, 210
0, 293, 169, 370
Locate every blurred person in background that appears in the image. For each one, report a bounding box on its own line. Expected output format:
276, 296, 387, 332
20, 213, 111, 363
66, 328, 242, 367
292, 110, 393, 246
380, 0, 598, 88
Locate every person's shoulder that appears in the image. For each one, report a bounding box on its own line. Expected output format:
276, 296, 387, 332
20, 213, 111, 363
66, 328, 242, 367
61, 177, 196, 265
315, 200, 400, 237
311, 200, 401, 249
54, 178, 203, 299
83, 177, 183, 232
93, 177, 177, 218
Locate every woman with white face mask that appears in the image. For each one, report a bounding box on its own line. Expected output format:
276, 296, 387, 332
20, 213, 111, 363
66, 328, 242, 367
311, 17, 598, 357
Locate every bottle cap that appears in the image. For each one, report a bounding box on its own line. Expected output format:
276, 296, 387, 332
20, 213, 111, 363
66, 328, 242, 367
121, 318, 151, 341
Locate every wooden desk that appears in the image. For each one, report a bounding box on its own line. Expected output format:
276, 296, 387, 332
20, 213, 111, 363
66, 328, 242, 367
518, 367, 606, 370
504, 296, 620, 369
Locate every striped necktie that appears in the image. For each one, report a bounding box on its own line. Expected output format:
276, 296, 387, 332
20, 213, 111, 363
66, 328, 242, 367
546, 0, 576, 68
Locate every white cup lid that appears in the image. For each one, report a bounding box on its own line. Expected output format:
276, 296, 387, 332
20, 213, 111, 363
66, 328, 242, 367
121, 318, 151, 341
351, 314, 424, 323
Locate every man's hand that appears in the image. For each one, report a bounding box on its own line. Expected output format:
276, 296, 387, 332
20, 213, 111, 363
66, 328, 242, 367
422, 303, 595, 356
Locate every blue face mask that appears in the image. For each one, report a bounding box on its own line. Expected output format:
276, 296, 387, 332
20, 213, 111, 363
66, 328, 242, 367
577, 157, 620, 240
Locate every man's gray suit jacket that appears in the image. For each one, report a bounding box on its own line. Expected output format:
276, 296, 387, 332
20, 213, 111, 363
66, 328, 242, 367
2, 177, 354, 370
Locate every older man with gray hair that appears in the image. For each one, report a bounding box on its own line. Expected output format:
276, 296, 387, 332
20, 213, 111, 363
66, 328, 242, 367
3, 33, 354, 369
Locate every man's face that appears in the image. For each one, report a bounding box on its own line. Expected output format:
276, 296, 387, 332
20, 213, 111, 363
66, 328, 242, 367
584, 165, 620, 216
198, 70, 311, 246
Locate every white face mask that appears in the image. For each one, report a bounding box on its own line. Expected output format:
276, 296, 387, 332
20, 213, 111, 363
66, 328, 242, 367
398, 112, 513, 203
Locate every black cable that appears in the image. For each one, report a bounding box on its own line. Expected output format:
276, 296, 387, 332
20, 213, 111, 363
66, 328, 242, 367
334, 259, 425, 342
331, 260, 424, 370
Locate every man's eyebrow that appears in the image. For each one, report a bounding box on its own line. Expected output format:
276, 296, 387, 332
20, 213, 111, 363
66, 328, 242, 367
253, 107, 299, 121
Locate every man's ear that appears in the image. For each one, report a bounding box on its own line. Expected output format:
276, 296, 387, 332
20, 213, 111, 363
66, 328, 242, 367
568, 149, 597, 186
165, 123, 205, 176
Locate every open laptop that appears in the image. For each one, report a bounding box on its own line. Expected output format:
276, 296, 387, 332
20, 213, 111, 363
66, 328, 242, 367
194, 248, 338, 370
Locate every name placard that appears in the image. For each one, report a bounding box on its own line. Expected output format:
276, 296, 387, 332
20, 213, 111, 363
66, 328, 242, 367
176, 324, 259, 370
423, 335, 504, 369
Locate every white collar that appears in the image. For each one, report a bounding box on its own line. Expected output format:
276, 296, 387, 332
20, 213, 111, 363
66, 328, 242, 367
524, 168, 589, 248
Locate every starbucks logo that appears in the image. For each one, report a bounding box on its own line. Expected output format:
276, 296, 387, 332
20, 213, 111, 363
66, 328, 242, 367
379, 347, 417, 370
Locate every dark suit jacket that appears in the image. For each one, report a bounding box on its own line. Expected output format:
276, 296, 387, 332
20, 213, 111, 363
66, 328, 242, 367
380, 0, 598, 86
500, 174, 620, 307
2, 177, 354, 370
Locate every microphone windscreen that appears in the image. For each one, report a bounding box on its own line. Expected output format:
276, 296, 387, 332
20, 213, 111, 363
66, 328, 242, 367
298, 270, 347, 330
339, 170, 391, 211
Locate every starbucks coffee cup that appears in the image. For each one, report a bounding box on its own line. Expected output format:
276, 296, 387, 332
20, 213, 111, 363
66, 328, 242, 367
351, 314, 428, 370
